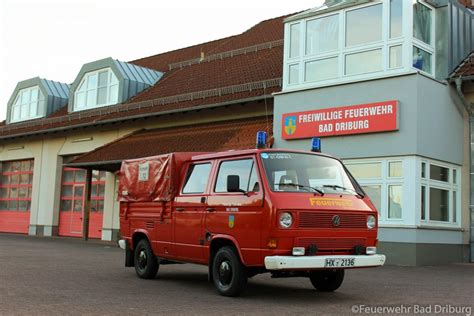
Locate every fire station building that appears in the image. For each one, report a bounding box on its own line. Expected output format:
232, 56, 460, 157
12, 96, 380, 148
0, 0, 473, 266
274, 0, 474, 265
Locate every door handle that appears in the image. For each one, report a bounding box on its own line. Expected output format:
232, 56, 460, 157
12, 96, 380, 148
206, 207, 216, 212
175, 207, 185, 212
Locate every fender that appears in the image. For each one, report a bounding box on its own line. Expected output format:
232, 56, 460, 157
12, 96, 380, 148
209, 234, 247, 265
131, 228, 151, 251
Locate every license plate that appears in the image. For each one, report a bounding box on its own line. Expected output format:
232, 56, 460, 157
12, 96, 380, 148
324, 257, 355, 268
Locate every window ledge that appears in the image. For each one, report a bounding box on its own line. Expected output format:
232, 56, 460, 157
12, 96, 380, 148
9, 115, 45, 124
72, 101, 118, 113
277, 69, 449, 97
417, 225, 464, 232
379, 224, 463, 232
276, 70, 420, 96
379, 224, 418, 229
416, 70, 448, 86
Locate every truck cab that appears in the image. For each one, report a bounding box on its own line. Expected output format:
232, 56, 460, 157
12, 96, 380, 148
118, 137, 385, 296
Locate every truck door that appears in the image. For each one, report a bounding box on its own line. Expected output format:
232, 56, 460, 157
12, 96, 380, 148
205, 157, 264, 264
173, 162, 213, 263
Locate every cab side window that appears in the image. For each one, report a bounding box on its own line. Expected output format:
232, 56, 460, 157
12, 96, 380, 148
215, 159, 260, 193
182, 163, 212, 194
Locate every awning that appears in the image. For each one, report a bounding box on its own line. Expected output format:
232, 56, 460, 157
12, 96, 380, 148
67, 116, 272, 172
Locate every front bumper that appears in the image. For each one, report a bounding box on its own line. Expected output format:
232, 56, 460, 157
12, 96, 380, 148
265, 254, 386, 270
118, 239, 126, 250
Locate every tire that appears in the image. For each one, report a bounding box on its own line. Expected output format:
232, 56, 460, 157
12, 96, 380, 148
134, 239, 159, 279
309, 269, 344, 292
212, 246, 248, 297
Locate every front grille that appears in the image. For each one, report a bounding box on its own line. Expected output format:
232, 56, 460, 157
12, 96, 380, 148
298, 211, 366, 229
296, 237, 366, 249
295, 237, 367, 255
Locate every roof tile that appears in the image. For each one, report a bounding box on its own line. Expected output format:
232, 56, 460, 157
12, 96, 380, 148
70, 116, 273, 170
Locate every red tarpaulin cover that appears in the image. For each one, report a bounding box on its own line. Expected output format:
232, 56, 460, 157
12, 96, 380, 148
118, 153, 201, 202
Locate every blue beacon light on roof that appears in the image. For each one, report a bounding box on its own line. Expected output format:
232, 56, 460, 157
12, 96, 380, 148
256, 131, 267, 149
311, 137, 321, 153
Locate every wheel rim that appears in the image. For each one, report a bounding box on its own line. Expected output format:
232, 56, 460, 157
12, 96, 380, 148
218, 260, 233, 286
138, 249, 147, 270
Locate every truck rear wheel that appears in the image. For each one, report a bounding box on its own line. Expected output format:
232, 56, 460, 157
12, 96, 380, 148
309, 269, 344, 292
134, 239, 159, 279
212, 246, 248, 297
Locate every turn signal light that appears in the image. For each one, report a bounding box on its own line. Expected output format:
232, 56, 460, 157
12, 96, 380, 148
267, 238, 278, 249
292, 247, 305, 256
366, 247, 377, 255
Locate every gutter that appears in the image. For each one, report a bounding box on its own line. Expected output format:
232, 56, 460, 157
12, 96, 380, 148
65, 160, 123, 172
66, 160, 123, 167
284, 0, 371, 23
451, 76, 474, 114
0, 94, 274, 141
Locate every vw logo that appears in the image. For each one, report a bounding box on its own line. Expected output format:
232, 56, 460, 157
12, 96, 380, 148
332, 215, 341, 227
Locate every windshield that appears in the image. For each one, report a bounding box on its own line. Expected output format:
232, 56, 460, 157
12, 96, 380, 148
260, 152, 358, 195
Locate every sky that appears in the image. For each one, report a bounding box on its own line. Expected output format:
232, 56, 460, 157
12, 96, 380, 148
0, 0, 324, 121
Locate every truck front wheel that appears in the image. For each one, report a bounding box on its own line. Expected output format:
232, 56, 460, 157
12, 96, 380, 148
134, 239, 159, 279
309, 269, 344, 292
212, 246, 248, 296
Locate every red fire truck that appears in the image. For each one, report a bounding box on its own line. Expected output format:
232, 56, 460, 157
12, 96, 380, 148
118, 134, 386, 296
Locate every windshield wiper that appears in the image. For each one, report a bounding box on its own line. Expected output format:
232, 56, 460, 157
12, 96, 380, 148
276, 183, 324, 196
322, 185, 365, 198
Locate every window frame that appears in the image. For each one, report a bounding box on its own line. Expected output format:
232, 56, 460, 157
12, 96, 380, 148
59, 167, 106, 213
0, 159, 34, 212
305, 13, 340, 57
10, 86, 45, 123
344, 2, 384, 49
411, 0, 436, 75
283, 0, 438, 91
344, 157, 461, 228
73, 67, 119, 111
420, 160, 460, 226
344, 158, 406, 224
288, 22, 302, 60
213, 156, 261, 194
284, 1, 407, 89
181, 162, 213, 195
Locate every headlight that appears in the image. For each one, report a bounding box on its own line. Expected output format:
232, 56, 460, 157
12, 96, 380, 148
367, 215, 376, 229
279, 212, 293, 228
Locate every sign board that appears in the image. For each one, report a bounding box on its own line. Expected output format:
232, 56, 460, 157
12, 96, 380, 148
282, 100, 398, 140
138, 162, 149, 182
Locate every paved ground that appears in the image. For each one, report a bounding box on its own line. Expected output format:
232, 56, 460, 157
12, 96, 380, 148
0, 234, 473, 316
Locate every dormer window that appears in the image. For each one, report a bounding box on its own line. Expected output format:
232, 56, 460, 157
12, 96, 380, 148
74, 68, 119, 110
10, 86, 45, 123
68, 57, 163, 113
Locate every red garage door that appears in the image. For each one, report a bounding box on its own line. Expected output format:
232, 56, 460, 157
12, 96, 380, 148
0, 160, 34, 234
58, 168, 105, 239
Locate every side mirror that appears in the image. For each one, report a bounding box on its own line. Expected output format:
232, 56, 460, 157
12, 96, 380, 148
227, 175, 240, 192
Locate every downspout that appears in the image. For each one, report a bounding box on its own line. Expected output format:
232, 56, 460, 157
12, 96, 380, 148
455, 77, 473, 113
453, 77, 474, 263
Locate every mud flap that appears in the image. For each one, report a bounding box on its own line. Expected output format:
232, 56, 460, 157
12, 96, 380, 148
208, 259, 213, 283
125, 242, 134, 267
